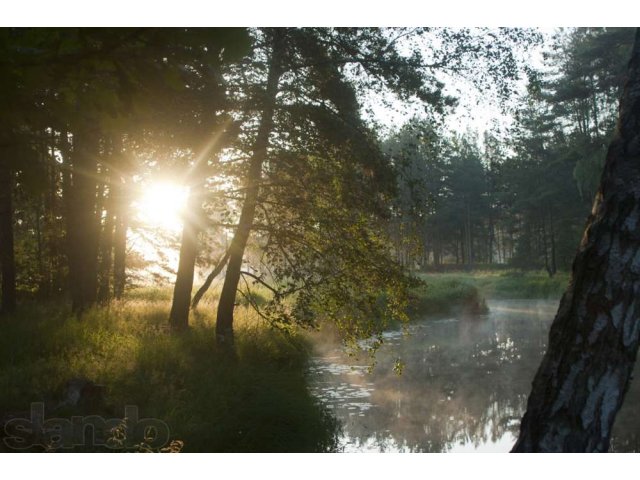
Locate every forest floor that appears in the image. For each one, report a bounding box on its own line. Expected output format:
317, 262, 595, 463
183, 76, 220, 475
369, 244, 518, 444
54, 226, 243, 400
0, 292, 339, 453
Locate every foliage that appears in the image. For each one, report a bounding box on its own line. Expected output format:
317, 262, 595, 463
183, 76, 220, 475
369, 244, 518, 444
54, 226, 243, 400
382, 28, 635, 276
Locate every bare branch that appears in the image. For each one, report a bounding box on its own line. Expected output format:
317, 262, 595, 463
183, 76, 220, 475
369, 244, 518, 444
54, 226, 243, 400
239, 270, 279, 296
191, 250, 231, 309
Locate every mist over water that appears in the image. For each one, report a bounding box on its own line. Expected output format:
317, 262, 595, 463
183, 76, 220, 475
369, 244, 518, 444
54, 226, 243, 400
309, 299, 640, 452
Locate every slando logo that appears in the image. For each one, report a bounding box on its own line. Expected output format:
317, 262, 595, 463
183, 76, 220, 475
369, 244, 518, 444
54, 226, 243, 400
3, 403, 171, 450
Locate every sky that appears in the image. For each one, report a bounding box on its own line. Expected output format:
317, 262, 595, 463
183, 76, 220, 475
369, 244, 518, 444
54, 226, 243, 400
365, 28, 559, 142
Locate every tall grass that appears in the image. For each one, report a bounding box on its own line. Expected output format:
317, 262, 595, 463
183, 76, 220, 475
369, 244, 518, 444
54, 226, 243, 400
417, 270, 569, 300
0, 290, 339, 452
409, 270, 569, 317
474, 270, 570, 299
408, 276, 488, 316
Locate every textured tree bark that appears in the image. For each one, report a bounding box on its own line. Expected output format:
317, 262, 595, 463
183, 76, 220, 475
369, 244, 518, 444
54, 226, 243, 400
67, 127, 100, 313
512, 29, 640, 453
0, 161, 16, 314
215, 30, 284, 346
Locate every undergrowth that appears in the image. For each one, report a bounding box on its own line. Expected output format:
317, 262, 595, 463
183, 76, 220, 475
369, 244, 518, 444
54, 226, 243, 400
0, 292, 339, 453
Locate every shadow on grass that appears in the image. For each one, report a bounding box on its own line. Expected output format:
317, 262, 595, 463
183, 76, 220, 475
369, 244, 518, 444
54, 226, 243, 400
0, 298, 340, 452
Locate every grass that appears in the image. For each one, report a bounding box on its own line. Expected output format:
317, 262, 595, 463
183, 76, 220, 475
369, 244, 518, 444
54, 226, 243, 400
408, 275, 488, 317
0, 290, 340, 453
473, 270, 570, 299
409, 270, 570, 317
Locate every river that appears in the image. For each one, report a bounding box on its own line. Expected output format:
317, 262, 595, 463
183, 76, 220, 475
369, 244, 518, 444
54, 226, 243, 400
308, 299, 640, 452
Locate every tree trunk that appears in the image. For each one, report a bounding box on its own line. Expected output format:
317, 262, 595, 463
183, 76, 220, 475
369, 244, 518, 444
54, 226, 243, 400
67, 127, 100, 313
591, 76, 600, 139
541, 217, 551, 277
215, 30, 284, 346
488, 213, 494, 265
111, 135, 129, 300
34, 198, 45, 296
97, 182, 115, 304
509, 228, 515, 261
0, 162, 16, 314
549, 209, 557, 276
112, 179, 128, 300
44, 129, 61, 296
512, 29, 640, 453
169, 184, 203, 331
465, 203, 473, 270
169, 121, 233, 330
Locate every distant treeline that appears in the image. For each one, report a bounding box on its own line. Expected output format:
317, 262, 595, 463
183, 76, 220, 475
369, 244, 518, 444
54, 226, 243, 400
384, 28, 636, 277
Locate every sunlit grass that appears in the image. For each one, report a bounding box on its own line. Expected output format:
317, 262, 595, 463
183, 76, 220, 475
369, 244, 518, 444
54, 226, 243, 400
0, 289, 339, 452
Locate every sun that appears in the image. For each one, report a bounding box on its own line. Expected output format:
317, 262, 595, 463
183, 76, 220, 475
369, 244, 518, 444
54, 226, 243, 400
133, 181, 190, 233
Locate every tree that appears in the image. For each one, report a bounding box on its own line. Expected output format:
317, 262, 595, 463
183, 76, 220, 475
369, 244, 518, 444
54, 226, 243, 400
212, 27, 439, 346
163, 29, 250, 331
504, 93, 584, 275
546, 28, 636, 203
0, 29, 54, 313
0, 28, 250, 313
208, 27, 538, 346
0, 159, 16, 314
512, 28, 640, 453
383, 120, 445, 269
168, 122, 239, 331
214, 29, 286, 345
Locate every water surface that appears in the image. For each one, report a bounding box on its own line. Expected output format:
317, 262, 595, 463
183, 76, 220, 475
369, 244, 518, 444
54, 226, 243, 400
309, 299, 640, 452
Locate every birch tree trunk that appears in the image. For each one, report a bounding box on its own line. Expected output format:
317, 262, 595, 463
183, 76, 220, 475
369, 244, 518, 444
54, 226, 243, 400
512, 29, 640, 453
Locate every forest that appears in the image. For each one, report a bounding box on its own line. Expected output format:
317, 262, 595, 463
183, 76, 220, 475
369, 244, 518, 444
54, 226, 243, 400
1, 26, 640, 455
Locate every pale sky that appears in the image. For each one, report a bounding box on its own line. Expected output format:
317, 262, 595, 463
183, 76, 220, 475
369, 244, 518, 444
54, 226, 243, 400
365, 28, 558, 142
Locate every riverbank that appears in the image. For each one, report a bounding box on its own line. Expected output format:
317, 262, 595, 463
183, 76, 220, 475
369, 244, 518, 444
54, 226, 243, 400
0, 294, 339, 452
0, 271, 568, 452
409, 270, 568, 316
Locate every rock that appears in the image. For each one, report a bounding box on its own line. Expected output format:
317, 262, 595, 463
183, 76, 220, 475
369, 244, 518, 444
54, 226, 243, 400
53, 378, 106, 414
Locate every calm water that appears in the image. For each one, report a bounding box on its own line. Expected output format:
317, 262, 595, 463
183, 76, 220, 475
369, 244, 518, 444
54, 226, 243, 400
309, 299, 640, 452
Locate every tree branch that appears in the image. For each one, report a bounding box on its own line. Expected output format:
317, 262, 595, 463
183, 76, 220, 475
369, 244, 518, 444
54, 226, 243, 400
190, 250, 231, 309
239, 270, 279, 296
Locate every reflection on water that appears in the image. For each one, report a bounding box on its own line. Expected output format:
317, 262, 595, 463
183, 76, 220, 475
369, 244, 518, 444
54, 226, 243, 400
309, 299, 640, 452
